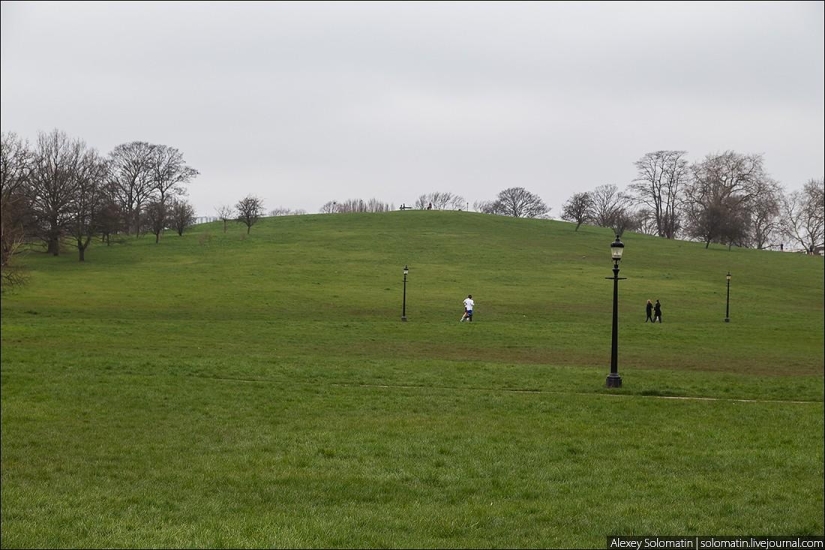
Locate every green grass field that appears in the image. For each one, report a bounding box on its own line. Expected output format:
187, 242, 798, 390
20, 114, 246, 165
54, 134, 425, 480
1, 211, 823, 548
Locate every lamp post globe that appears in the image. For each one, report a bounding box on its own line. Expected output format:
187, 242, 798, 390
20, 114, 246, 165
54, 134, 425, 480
606, 235, 625, 388
611, 236, 624, 262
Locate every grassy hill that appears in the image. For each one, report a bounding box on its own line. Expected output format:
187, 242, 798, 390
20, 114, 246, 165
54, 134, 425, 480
1, 211, 823, 548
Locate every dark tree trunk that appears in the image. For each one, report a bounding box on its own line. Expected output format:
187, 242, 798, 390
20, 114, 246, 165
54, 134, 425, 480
48, 237, 60, 256
47, 217, 61, 255
77, 235, 91, 261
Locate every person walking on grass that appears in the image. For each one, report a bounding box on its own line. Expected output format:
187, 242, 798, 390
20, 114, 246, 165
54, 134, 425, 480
653, 299, 662, 323
645, 299, 654, 322
460, 294, 474, 322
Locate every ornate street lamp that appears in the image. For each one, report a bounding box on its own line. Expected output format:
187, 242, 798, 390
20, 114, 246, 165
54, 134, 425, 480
401, 265, 409, 321
725, 272, 731, 323
606, 236, 626, 388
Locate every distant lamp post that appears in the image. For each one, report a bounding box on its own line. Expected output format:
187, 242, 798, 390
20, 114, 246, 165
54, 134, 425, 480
606, 236, 626, 388
724, 272, 731, 323
401, 265, 409, 321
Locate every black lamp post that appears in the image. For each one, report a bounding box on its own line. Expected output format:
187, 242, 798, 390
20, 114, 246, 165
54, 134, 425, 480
724, 272, 731, 323
401, 265, 409, 321
606, 236, 626, 388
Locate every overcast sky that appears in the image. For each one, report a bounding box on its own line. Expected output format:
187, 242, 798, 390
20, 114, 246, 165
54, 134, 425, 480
2, 1, 823, 218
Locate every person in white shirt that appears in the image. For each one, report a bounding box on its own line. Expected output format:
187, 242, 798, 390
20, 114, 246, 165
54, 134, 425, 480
460, 294, 474, 322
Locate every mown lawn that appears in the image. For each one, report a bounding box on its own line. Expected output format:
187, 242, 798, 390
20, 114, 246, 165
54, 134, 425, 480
2, 211, 823, 548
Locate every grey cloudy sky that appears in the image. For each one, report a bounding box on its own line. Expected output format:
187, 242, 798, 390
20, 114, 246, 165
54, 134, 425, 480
2, 1, 823, 217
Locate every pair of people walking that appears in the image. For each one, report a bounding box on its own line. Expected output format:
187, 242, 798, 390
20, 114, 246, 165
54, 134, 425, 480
645, 299, 662, 323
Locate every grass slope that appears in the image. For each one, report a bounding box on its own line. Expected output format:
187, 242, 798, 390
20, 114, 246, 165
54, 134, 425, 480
2, 211, 823, 548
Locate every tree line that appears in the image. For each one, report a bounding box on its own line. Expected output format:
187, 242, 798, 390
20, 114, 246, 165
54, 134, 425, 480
311, 150, 822, 254
558, 150, 823, 254
1, 129, 201, 288
4, 130, 821, 292
317, 188, 550, 218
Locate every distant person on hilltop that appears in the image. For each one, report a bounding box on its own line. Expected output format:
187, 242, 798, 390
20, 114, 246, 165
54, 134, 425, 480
460, 294, 474, 322
645, 299, 654, 323
653, 300, 662, 323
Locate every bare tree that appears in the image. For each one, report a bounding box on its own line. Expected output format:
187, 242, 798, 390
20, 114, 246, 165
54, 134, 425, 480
490, 187, 549, 218
632, 208, 660, 236
684, 151, 765, 248
1, 132, 32, 290
215, 205, 235, 232
0, 224, 27, 291
28, 130, 87, 255
332, 198, 392, 213
270, 206, 306, 216
748, 178, 783, 250
1, 132, 31, 203
319, 201, 338, 214
171, 199, 196, 236
337, 198, 366, 213
144, 199, 167, 244
108, 141, 155, 235
365, 198, 392, 213
611, 209, 640, 238
781, 179, 824, 254
629, 151, 689, 239
97, 200, 123, 246
433, 191, 455, 210
723, 203, 752, 250
560, 192, 593, 231
145, 145, 199, 239
236, 195, 265, 234
67, 148, 109, 261
450, 195, 467, 211
415, 191, 464, 210
473, 200, 497, 214
590, 184, 631, 228
149, 145, 199, 206
686, 201, 725, 248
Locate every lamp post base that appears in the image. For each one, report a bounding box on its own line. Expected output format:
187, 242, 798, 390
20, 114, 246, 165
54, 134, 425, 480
606, 373, 622, 388
401, 316, 407, 322
724, 318, 730, 323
